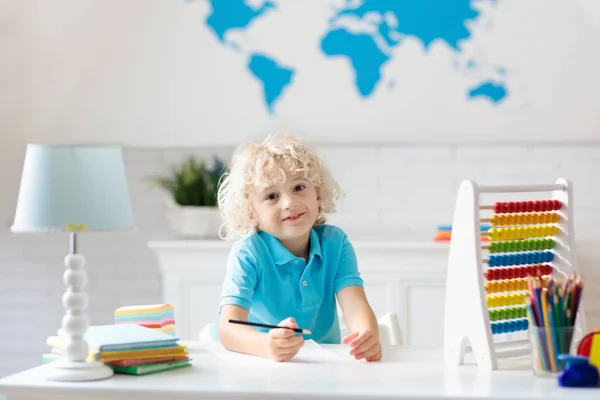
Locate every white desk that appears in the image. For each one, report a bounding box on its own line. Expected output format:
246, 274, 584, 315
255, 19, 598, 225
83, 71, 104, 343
0, 342, 598, 400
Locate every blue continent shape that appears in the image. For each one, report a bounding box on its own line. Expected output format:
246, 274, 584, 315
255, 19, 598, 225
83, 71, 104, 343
321, 29, 389, 97
321, 0, 505, 100
248, 54, 295, 113
468, 81, 507, 103
204, 0, 275, 43
332, 0, 481, 51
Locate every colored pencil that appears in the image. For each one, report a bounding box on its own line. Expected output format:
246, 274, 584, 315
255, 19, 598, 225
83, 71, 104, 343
228, 319, 312, 334
524, 274, 584, 373
525, 296, 547, 371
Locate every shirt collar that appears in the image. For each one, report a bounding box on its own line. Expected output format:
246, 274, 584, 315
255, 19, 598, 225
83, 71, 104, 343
260, 228, 322, 266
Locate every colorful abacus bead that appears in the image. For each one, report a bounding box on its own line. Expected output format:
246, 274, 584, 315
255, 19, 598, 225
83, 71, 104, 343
486, 293, 526, 308
488, 238, 556, 253
488, 225, 559, 240
489, 200, 562, 214
486, 278, 530, 293
488, 251, 554, 267
491, 319, 528, 334
490, 212, 560, 227
488, 306, 527, 321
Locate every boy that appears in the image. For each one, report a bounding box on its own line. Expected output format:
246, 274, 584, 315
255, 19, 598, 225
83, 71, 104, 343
217, 134, 381, 362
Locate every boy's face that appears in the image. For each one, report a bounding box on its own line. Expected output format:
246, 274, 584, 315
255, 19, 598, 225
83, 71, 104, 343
250, 168, 320, 244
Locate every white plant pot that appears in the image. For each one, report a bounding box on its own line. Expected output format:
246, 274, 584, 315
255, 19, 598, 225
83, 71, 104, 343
165, 201, 222, 238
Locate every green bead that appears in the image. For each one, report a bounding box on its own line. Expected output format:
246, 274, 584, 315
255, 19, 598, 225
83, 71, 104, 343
509, 308, 516, 319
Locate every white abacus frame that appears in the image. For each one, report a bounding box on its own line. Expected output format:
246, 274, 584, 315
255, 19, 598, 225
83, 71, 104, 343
443, 178, 587, 370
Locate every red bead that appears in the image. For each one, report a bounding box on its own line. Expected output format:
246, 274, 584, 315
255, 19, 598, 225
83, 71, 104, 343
527, 201, 535, 212
515, 202, 522, 213
541, 200, 548, 211
520, 201, 528, 212
502, 202, 510, 213
544, 264, 552, 275
515, 268, 523, 278
553, 200, 562, 210
494, 202, 502, 213
534, 201, 542, 211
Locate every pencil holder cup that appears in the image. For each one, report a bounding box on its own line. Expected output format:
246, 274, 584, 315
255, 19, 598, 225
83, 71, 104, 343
529, 325, 575, 378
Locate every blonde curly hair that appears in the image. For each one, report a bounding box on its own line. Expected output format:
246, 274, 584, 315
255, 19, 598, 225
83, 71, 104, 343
218, 134, 342, 241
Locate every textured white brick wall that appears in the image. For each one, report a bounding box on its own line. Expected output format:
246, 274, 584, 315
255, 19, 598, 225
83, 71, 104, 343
1, 143, 599, 377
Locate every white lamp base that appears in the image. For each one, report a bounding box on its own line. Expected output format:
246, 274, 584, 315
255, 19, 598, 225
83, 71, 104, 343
50, 241, 114, 382
46, 360, 114, 382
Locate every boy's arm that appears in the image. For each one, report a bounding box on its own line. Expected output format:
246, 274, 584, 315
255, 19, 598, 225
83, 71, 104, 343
337, 285, 381, 361
337, 286, 378, 335
218, 305, 269, 357
218, 305, 304, 361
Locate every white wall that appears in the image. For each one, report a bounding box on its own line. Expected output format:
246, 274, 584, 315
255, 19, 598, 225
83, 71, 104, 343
1, 142, 600, 377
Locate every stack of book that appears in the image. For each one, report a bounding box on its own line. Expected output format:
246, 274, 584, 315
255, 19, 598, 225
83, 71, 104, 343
433, 224, 491, 242
43, 324, 191, 375
114, 304, 176, 336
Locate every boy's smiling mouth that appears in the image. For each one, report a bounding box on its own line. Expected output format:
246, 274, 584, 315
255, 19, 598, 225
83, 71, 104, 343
282, 212, 305, 222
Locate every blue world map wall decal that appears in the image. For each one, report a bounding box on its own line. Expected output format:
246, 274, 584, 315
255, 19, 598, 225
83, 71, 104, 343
197, 0, 509, 113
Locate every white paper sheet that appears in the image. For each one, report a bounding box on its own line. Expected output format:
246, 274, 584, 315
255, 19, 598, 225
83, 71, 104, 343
213, 340, 343, 368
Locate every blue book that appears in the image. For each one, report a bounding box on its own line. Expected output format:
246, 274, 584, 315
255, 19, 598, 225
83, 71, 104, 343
83, 324, 180, 352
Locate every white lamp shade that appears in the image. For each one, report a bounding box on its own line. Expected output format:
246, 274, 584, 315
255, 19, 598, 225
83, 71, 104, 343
12, 144, 135, 232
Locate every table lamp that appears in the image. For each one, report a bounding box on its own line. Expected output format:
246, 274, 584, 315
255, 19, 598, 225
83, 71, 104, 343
11, 144, 135, 382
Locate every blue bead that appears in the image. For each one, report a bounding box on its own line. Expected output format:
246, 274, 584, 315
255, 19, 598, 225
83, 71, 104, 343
526, 253, 534, 264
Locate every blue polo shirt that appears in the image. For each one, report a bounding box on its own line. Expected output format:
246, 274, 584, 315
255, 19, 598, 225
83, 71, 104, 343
219, 224, 363, 343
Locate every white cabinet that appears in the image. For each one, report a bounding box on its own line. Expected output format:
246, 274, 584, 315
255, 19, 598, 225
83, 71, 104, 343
148, 240, 450, 347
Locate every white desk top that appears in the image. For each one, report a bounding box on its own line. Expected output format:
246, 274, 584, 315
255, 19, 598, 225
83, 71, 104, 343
0, 342, 598, 400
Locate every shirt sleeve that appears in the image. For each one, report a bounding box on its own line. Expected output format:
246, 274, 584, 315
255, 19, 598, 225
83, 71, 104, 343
334, 235, 364, 293
219, 243, 259, 313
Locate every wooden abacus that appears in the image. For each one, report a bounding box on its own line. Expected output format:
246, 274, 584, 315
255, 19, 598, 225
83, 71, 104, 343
443, 178, 587, 369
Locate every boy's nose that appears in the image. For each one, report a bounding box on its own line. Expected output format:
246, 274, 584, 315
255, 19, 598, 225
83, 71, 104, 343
282, 195, 298, 209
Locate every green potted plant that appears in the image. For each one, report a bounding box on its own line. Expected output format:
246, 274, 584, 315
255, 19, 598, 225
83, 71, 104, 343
151, 155, 227, 238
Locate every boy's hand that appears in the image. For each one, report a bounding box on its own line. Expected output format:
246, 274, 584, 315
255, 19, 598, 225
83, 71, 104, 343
266, 317, 304, 362
343, 329, 382, 361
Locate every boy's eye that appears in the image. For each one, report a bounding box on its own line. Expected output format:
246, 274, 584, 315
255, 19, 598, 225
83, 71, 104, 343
264, 193, 278, 201
294, 184, 306, 192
